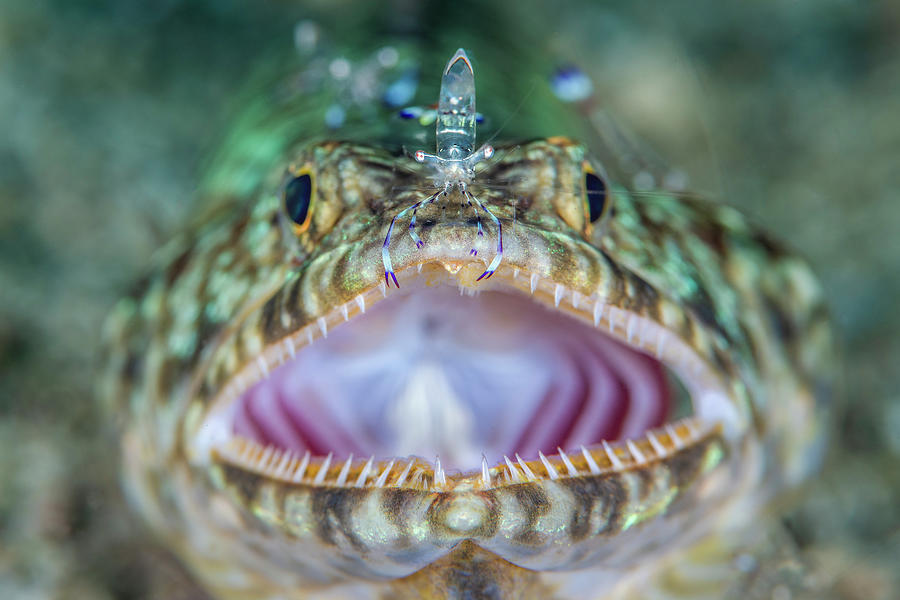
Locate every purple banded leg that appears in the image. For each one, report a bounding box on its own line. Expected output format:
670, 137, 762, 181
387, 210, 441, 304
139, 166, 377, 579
408, 207, 424, 249
382, 215, 401, 288
382, 192, 441, 288
468, 192, 503, 281
408, 191, 441, 249
464, 191, 485, 256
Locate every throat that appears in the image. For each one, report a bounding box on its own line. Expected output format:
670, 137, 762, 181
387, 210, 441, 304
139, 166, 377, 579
387, 360, 481, 468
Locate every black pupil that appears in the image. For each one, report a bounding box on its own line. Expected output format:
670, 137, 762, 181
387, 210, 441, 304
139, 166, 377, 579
284, 174, 312, 226
585, 172, 607, 223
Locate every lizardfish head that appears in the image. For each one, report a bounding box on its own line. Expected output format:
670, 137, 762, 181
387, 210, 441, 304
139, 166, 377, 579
104, 133, 833, 598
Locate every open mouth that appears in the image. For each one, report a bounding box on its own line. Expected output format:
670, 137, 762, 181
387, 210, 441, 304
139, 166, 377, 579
195, 261, 737, 489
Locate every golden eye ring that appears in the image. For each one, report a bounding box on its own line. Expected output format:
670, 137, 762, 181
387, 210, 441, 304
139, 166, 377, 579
283, 167, 315, 235
582, 162, 609, 226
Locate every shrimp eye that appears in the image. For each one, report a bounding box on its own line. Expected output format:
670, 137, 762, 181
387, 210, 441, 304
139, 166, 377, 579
284, 171, 314, 234
584, 171, 608, 223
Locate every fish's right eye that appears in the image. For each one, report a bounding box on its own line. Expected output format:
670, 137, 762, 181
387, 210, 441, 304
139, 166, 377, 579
583, 170, 608, 223
283, 170, 315, 234
578, 161, 612, 237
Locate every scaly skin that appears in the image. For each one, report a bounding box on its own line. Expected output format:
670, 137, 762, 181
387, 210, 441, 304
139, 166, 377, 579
100, 60, 834, 599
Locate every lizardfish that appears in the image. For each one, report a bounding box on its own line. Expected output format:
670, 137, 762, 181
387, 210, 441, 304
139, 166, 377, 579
101, 47, 834, 600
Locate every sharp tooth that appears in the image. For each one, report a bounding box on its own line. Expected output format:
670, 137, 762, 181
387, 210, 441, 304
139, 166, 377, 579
481, 455, 492, 488
355, 456, 374, 487
557, 447, 578, 476
601, 441, 625, 470
647, 430, 667, 456
608, 307, 618, 333
234, 438, 253, 465
417, 263, 423, 273
256, 356, 269, 376
244, 441, 260, 465
254, 442, 265, 460
306, 328, 314, 345
581, 445, 602, 474
593, 300, 604, 326
395, 459, 415, 487
259, 445, 275, 469
246, 440, 260, 462
284, 452, 300, 478
434, 456, 446, 486
515, 453, 537, 480
235, 438, 251, 461
685, 418, 701, 439
666, 424, 685, 450
335, 454, 353, 486
266, 448, 283, 476
268, 448, 283, 473
285, 336, 296, 358
513, 267, 520, 279
530, 273, 540, 294
292, 451, 311, 482
379, 281, 387, 297
317, 317, 328, 338
275, 451, 293, 477
626, 440, 647, 465
340, 303, 349, 322
313, 452, 333, 485
626, 315, 637, 343
504, 455, 524, 482
655, 331, 667, 358
554, 284, 564, 307
241, 442, 256, 465
538, 451, 560, 480
572, 291, 582, 309
374, 459, 395, 487
640, 326, 655, 351
355, 294, 366, 314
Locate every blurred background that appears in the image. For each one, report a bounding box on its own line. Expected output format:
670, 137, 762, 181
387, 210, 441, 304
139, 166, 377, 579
0, 1, 897, 598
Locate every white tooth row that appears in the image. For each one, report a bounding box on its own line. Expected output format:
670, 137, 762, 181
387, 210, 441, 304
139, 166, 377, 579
218, 440, 422, 489
219, 438, 468, 490
509, 268, 722, 396
493, 417, 709, 486
216, 417, 711, 490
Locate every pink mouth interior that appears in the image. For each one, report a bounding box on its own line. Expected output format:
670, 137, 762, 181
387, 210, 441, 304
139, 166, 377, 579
232, 288, 669, 471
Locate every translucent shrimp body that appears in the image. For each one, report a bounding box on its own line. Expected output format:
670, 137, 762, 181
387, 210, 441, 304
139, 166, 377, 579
382, 49, 501, 287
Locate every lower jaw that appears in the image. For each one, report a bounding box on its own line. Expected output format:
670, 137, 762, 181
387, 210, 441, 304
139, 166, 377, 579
216, 414, 717, 490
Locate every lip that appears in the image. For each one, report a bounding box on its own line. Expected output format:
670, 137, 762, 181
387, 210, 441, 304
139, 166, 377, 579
189, 259, 745, 493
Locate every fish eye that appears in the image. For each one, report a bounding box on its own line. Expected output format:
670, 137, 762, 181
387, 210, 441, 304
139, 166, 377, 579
583, 168, 608, 224
283, 169, 314, 234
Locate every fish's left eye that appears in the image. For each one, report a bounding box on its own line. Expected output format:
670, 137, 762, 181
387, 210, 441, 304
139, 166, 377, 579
283, 170, 314, 234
